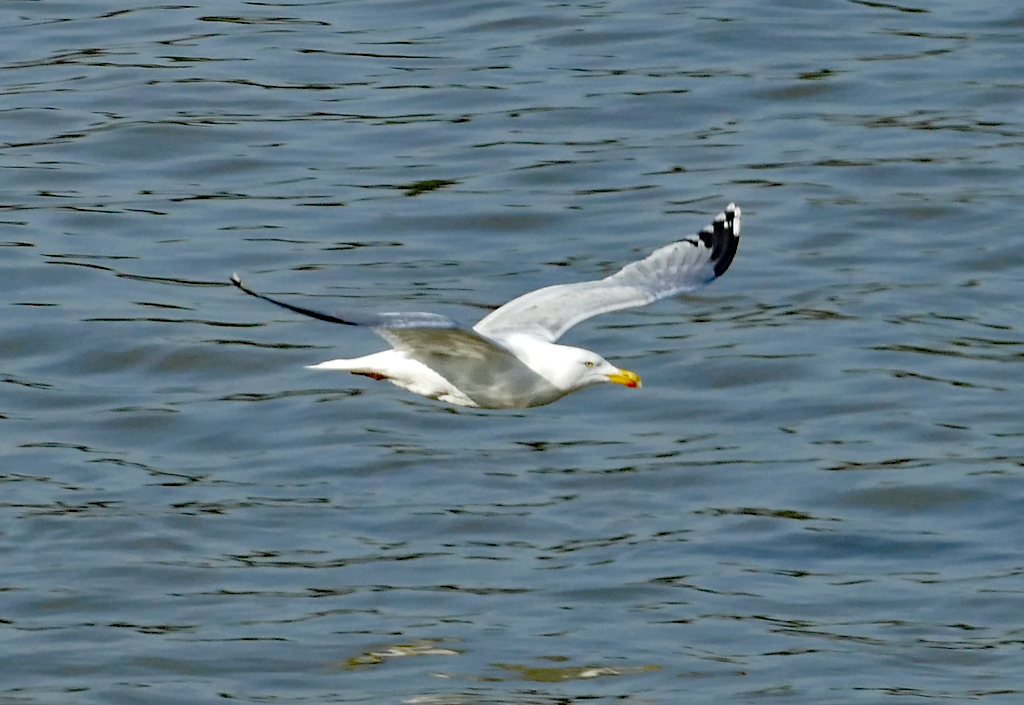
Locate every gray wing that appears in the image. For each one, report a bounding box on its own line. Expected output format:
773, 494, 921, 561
376, 325, 559, 408
230, 274, 557, 407
231, 273, 505, 357
473, 203, 740, 342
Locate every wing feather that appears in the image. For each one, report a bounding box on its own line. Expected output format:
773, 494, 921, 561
473, 203, 739, 342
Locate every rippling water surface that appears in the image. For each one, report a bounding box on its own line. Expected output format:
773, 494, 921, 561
2, 1, 1024, 703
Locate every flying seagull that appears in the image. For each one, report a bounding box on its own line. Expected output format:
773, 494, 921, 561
231, 203, 740, 409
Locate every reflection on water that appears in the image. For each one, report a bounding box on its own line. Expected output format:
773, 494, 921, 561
2, 0, 1024, 703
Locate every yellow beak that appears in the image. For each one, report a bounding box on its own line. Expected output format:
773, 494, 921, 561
606, 368, 642, 388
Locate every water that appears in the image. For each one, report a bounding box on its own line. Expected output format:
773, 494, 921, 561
2, 0, 1023, 702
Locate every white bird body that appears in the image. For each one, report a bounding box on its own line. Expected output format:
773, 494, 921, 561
308, 337, 624, 409
232, 203, 740, 409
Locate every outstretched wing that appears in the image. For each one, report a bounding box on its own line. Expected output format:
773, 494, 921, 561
230, 274, 456, 331
473, 203, 740, 342
231, 273, 502, 357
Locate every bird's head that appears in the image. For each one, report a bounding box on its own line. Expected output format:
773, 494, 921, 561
537, 344, 642, 392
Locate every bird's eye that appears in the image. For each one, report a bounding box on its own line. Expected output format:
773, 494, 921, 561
585, 361, 595, 368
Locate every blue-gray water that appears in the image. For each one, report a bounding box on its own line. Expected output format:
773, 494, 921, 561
2, 1, 1023, 703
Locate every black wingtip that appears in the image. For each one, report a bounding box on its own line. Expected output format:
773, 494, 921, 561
230, 273, 261, 299
229, 273, 361, 326
698, 202, 741, 278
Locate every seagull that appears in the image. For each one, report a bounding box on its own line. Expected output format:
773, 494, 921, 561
231, 203, 740, 409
